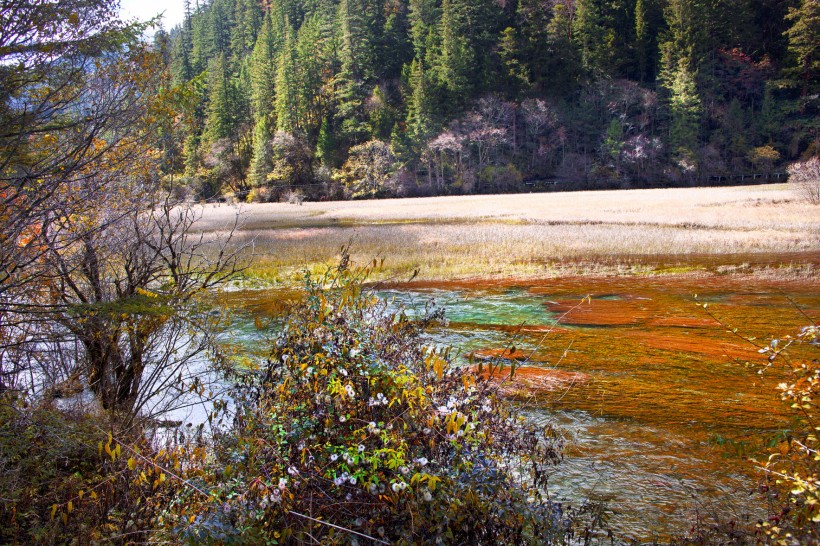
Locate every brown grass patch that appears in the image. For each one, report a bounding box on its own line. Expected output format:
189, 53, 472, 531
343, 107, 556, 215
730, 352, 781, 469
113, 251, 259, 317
196, 184, 820, 284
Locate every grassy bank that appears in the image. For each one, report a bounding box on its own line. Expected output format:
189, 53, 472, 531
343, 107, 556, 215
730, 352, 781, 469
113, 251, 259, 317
194, 184, 820, 284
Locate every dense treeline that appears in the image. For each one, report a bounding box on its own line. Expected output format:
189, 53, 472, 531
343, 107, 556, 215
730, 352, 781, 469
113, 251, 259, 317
159, 0, 819, 199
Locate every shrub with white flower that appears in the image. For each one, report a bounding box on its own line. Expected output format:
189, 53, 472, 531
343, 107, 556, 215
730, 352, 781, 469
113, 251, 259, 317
173, 257, 566, 544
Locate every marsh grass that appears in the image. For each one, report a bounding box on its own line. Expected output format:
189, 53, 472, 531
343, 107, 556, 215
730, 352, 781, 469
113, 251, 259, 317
196, 184, 819, 284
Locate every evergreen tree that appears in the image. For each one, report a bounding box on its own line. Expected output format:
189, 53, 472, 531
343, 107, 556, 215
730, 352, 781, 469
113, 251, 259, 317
296, 13, 330, 133
635, 0, 651, 81
498, 27, 529, 96
204, 53, 234, 142
667, 60, 702, 164
275, 22, 301, 133
249, 10, 281, 120
177, 0, 195, 81
231, 0, 263, 59
405, 58, 435, 150
408, 0, 439, 61
784, 0, 820, 96
437, 0, 474, 105
573, 0, 610, 75
334, 0, 371, 145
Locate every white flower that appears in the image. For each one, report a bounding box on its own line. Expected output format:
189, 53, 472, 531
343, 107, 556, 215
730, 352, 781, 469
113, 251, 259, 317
278, 478, 287, 490
330, 454, 339, 462
339, 367, 349, 376
391, 483, 400, 492
368, 421, 377, 429
349, 348, 360, 358
339, 415, 347, 423
399, 466, 409, 475
368, 483, 378, 494
287, 466, 299, 476
334, 476, 345, 486
306, 366, 314, 375
415, 457, 428, 467
423, 490, 432, 502
358, 444, 365, 453
398, 482, 407, 491
349, 477, 357, 485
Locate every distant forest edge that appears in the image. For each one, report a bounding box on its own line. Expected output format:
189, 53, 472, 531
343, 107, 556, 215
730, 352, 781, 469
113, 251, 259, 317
154, 0, 820, 201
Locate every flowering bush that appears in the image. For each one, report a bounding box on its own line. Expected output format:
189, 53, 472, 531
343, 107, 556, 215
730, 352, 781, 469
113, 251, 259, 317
169, 258, 566, 544
757, 325, 820, 544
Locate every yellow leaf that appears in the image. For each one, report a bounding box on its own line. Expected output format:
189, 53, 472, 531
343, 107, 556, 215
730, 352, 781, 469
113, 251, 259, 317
51, 504, 58, 520
128, 458, 136, 470
67, 501, 73, 513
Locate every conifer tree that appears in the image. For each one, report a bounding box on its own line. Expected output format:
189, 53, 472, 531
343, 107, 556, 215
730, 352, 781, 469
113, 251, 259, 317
784, 0, 819, 96
334, 0, 370, 145
667, 60, 702, 164
406, 58, 435, 150
635, 0, 650, 82
408, 0, 439, 61
275, 22, 301, 133
573, 0, 609, 74
438, 0, 473, 104
204, 53, 233, 142
247, 10, 281, 187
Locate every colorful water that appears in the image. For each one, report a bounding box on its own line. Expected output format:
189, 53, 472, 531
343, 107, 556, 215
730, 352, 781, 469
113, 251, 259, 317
220, 274, 819, 541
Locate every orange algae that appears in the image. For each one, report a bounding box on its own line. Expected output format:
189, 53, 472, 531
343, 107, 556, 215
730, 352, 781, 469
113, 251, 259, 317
224, 263, 818, 541
473, 365, 588, 398
546, 298, 654, 326
469, 347, 532, 361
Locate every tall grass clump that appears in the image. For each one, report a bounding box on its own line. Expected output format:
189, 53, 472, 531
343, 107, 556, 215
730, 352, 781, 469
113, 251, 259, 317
168, 256, 568, 544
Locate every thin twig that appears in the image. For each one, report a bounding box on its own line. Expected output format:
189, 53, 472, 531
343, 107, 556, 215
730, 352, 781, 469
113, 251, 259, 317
287, 510, 391, 544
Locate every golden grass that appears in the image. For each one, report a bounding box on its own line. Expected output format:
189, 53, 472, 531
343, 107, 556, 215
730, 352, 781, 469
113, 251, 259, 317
194, 184, 820, 284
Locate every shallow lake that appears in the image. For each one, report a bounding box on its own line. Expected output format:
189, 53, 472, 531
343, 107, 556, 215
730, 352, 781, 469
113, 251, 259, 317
220, 274, 819, 541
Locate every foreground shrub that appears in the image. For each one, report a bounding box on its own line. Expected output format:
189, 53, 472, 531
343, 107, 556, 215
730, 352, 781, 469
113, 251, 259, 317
0, 395, 190, 544
169, 259, 566, 544
757, 325, 820, 544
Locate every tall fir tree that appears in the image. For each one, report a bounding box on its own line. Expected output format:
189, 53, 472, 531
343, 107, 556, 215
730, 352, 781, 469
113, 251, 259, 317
784, 0, 820, 96
334, 0, 371, 145
437, 0, 474, 105
204, 52, 234, 143
275, 21, 301, 133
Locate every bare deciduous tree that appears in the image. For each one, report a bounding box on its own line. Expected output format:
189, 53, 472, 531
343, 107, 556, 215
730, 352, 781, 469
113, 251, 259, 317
788, 156, 820, 204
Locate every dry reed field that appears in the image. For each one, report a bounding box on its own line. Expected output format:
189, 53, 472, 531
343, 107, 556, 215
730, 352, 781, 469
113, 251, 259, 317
194, 184, 820, 283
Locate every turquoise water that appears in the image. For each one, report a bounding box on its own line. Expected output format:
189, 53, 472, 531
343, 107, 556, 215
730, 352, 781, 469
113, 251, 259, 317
220, 279, 819, 541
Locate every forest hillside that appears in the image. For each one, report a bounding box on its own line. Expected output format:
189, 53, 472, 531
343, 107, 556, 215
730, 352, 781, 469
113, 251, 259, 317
156, 0, 819, 200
